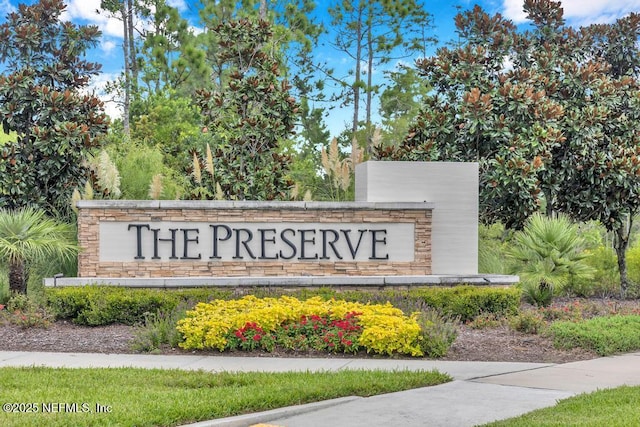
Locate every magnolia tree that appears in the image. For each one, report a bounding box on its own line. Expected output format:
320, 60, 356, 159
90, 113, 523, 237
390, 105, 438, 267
0, 0, 109, 216
376, 1, 640, 295
193, 19, 298, 200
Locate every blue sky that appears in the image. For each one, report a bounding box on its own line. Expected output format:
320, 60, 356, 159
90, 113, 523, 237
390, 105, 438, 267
2, 0, 640, 134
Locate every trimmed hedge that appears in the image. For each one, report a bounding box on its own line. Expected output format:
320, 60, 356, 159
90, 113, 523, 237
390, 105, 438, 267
46, 287, 234, 326
408, 286, 521, 322
45, 285, 521, 326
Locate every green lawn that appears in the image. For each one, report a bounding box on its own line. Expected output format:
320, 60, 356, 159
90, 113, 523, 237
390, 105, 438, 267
482, 385, 640, 426
0, 367, 450, 427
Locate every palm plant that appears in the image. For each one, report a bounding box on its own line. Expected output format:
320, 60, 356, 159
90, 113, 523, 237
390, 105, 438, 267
507, 213, 595, 306
0, 208, 78, 294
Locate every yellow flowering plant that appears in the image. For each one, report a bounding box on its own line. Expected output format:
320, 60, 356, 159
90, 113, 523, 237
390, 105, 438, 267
176, 296, 427, 356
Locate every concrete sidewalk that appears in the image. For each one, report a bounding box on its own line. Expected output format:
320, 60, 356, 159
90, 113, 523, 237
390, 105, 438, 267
1, 351, 639, 427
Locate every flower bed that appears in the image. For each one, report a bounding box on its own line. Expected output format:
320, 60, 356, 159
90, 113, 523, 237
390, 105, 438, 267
177, 295, 425, 356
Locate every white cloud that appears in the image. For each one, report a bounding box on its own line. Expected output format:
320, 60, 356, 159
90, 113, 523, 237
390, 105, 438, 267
502, 0, 640, 25
101, 39, 117, 55
167, 0, 187, 11
86, 72, 122, 120
0, 0, 15, 17
61, 0, 124, 38
189, 25, 205, 36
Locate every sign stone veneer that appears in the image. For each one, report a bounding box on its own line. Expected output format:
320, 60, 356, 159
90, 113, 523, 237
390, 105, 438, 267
77, 200, 434, 278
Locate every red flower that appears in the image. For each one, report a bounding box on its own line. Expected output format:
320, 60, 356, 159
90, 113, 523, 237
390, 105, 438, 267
253, 334, 262, 341
235, 330, 243, 338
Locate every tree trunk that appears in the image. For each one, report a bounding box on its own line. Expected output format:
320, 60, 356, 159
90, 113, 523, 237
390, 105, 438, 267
351, 6, 363, 140
614, 220, 631, 298
365, 7, 374, 156
121, 1, 131, 137
259, 0, 267, 20
8, 260, 27, 294
127, 0, 137, 85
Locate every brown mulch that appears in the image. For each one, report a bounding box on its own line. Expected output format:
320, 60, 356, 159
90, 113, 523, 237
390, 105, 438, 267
445, 324, 598, 363
0, 318, 599, 364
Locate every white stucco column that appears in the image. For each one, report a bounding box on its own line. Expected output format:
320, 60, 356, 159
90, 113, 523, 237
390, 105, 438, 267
356, 161, 478, 275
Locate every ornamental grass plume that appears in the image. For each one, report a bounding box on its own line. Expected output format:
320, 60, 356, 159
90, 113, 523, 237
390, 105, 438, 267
96, 150, 121, 198
205, 143, 214, 177
148, 174, 163, 200
192, 152, 202, 184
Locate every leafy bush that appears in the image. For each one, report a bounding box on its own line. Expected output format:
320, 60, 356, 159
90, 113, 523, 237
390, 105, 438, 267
45, 285, 520, 329
520, 281, 555, 307
508, 310, 546, 334
550, 315, 640, 356
507, 213, 595, 306
110, 143, 186, 200
408, 286, 521, 322
46, 286, 233, 326
131, 303, 190, 352
177, 295, 429, 357
415, 309, 458, 357
4, 293, 54, 328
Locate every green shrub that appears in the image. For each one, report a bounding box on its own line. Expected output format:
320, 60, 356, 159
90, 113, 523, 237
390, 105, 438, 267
583, 245, 620, 296
131, 303, 190, 352
46, 286, 234, 326
45, 285, 520, 327
509, 310, 546, 334
409, 286, 521, 322
415, 309, 458, 357
507, 213, 594, 306
550, 315, 640, 356
110, 143, 186, 200
519, 280, 554, 307
5, 293, 54, 328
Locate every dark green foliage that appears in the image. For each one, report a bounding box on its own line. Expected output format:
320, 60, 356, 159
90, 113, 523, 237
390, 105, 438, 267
46, 286, 233, 326
375, 1, 640, 295
0, 208, 78, 294
130, 93, 204, 173
408, 286, 521, 322
550, 315, 640, 356
507, 214, 595, 306
193, 19, 298, 200
0, 0, 108, 215
45, 285, 520, 327
375, 5, 560, 229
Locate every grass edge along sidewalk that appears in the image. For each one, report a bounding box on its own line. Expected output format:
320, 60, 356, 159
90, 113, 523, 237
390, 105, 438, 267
482, 384, 640, 426
0, 366, 450, 427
